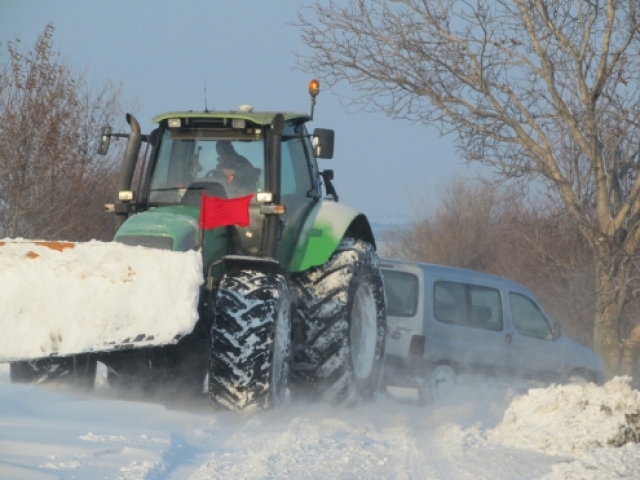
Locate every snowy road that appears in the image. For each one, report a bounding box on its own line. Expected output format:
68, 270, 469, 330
1, 363, 639, 479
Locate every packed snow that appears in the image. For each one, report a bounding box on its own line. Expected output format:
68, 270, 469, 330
2, 239, 640, 478
2, 364, 640, 479
0, 240, 203, 361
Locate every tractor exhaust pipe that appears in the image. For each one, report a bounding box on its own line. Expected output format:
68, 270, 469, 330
115, 114, 142, 230
262, 113, 284, 259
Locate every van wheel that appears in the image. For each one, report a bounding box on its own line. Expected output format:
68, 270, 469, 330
421, 364, 457, 402
567, 369, 594, 386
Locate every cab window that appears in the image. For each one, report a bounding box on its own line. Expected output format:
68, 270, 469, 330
148, 128, 264, 204
281, 136, 312, 196
298, 124, 321, 197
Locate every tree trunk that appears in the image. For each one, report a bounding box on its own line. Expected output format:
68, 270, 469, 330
593, 257, 626, 379
620, 323, 640, 377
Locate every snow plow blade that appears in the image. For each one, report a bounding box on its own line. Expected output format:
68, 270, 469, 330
0, 240, 203, 362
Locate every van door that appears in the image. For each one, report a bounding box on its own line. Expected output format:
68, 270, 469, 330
380, 266, 422, 359
430, 280, 509, 375
506, 292, 563, 381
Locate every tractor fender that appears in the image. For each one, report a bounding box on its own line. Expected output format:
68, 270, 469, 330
288, 200, 376, 273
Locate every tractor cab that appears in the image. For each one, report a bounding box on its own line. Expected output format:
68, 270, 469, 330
124, 111, 331, 265
144, 112, 322, 208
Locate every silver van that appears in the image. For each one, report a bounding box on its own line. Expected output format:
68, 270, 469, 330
380, 259, 604, 399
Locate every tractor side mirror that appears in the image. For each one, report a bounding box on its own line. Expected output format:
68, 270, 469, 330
97, 126, 112, 155
312, 128, 335, 159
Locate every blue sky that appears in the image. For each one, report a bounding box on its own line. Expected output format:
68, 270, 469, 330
1, 0, 471, 221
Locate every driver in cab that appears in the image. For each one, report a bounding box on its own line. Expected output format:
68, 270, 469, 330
215, 140, 260, 190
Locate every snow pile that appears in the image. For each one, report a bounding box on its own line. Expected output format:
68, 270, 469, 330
0, 239, 203, 361
542, 442, 640, 480
489, 377, 640, 457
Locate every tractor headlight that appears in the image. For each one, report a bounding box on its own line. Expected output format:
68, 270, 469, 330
256, 192, 273, 203
118, 190, 134, 201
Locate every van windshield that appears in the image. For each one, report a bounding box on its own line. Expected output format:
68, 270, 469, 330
509, 292, 552, 339
382, 270, 418, 316
148, 129, 265, 204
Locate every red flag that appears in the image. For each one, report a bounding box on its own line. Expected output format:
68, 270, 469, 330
199, 193, 253, 230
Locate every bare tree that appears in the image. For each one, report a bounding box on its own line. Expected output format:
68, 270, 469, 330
0, 24, 129, 242
296, 0, 640, 377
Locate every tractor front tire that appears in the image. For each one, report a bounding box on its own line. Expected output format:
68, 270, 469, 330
209, 270, 291, 412
290, 239, 386, 406
10, 355, 97, 391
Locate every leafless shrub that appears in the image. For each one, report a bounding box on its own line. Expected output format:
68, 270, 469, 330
0, 24, 130, 241
384, 175, 506, 270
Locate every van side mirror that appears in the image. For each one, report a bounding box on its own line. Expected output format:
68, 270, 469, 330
552, 323, 562, 339
312, 128, 334, 159
97, 126, 112, 155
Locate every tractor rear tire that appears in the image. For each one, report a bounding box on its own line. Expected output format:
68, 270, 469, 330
209, 270, 291, 412
10, 355, 97, 391
290, 239, 386, 406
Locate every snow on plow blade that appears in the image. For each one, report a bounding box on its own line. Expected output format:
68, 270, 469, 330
0, 240, 203, 362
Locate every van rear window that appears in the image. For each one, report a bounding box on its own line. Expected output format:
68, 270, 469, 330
433, 281, 503, 331
382, 270, 418, 317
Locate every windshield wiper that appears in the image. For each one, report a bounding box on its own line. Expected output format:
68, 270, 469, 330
149, 187, 183, 192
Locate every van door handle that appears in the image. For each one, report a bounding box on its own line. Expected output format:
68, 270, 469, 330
505, 334, 512, 344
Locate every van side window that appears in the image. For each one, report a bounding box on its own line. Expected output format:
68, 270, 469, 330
509, 293, 552, 339
382, 270, 418, 317
433, 281, 503, 331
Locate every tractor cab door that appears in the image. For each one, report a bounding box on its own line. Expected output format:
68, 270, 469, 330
277, 122, 319, 266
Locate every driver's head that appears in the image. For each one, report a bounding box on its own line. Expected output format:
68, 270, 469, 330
216, 140, 234, 156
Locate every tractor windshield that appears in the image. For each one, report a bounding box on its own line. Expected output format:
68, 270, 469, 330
148, 128, 265, 205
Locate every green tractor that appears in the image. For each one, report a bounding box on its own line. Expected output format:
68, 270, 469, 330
7, 81, 387, 411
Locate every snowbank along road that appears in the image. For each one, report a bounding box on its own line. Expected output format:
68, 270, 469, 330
2, 364, 640, 479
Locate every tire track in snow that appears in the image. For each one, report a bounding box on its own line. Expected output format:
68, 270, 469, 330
380, 385, 461, 479
406, 421, 470, 480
